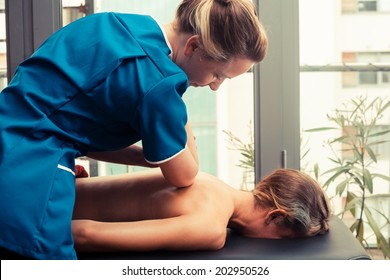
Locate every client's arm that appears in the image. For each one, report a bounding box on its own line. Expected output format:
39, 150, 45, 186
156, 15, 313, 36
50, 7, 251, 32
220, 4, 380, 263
72, 215, 226, 252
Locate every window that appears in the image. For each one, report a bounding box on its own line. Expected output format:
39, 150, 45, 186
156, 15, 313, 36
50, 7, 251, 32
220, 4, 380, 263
342, 0, 390, 13
358, 0, 377, 12
300, 0, 390, 247
342, 52, 390, 87
0, 0, 6, 90
62, 0, 87, 26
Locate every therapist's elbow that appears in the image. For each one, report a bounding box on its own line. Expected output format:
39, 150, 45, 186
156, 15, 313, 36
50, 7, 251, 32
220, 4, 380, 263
159, 148, 199, 187
167, 167, 199, 188
179, 170, 198, 187
160, 160, 199, 188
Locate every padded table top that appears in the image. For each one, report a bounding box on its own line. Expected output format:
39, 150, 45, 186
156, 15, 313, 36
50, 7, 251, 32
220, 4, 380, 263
78, 215, 370, 260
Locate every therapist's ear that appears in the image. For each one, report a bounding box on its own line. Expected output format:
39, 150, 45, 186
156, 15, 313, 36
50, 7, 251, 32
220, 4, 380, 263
265, 209, 287, 225
183, 35, 200, 57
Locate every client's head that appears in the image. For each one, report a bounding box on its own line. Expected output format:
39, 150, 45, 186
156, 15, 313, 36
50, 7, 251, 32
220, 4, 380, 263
253, 168, 331, 238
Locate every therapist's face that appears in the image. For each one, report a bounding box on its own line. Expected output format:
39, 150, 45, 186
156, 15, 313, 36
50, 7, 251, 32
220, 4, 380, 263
177, 36, 254, 91
186, 55, 253, 91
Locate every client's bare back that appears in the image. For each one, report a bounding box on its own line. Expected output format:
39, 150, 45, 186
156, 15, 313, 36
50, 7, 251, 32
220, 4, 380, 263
73, 171, 234, 224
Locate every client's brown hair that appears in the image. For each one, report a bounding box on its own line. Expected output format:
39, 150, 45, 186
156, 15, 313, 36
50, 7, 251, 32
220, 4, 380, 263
253, 169, 330, 237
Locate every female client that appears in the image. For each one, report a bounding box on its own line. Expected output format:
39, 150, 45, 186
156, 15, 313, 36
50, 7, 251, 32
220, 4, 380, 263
72, 168, 330, 252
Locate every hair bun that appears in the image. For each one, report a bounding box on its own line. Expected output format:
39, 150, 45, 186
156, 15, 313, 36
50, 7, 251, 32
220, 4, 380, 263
215, 0, 232, 6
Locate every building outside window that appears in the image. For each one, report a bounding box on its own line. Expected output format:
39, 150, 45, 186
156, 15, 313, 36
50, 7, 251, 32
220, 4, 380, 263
342, 0, 390, 13
342, 52, 390, 86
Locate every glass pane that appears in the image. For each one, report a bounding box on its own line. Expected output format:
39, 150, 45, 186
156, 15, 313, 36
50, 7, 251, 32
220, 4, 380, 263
66, 0, 254, 187
0, 0, 7, 90
300, 0, 390, 248
359, 71, 378, 84
382, 71, 390, 83
379, 0, 390, 11
341, 0, 357, 13
358, 0, 377, 11
95, 0, 176, 22
62, 0, 86, 26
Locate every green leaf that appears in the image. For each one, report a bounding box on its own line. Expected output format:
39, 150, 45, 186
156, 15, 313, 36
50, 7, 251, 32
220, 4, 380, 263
314, 163, 319, 181
362, 168, 373, 193
304, 127, 337, 132
330, 136, 349, 144
371, 173, 390, 182
352, 147, 363, 163
364, 208, 390, 258
376, 100, 390, 116
369, 206, 390, 225
345, 192, 360, 216
368, 193, 390, 199
367, 140, 388, 147
322, 165, 350, 175
322, 166, 350, 187
349, 218, 364, 243
368, 129, 390, 138
349, 170, 363, 189
329, 157, 342, 165
365, 145, 377, 163
350, 219, 361, 236
335, 178, 349, 196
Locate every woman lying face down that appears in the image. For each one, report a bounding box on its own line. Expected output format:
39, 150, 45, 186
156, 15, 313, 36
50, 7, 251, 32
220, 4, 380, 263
72, 169, 330, 252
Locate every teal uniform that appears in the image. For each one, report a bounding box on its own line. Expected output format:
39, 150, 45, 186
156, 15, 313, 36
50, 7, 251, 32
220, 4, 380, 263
0, 12, 189, 259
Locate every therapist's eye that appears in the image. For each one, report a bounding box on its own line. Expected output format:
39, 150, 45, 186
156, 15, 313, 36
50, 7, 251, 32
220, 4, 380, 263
214, 74, 223, 81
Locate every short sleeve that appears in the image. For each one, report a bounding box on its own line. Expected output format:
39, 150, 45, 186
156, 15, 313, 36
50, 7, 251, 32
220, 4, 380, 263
137, 74, 189, 163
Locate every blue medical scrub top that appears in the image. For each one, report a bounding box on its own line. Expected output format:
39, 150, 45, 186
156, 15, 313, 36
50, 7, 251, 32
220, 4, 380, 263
0, 12, 189, 259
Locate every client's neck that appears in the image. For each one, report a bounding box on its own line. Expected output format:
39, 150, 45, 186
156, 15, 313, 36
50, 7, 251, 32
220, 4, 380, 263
228, 190, 257, 229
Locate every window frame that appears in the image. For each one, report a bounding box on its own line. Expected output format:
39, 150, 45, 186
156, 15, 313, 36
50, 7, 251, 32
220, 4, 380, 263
5, 0, 62, 82
254, 0, 300, 181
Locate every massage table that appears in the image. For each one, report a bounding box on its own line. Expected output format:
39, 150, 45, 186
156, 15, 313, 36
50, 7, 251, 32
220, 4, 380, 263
77, 215, 370, 260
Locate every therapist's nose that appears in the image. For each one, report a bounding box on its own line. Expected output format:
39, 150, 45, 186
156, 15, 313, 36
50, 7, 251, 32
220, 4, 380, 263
208, 78, 224, 91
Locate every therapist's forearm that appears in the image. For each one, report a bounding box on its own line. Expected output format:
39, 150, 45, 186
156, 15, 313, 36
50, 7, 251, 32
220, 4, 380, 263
87, 145, 156, 167
185, 122, 199, 165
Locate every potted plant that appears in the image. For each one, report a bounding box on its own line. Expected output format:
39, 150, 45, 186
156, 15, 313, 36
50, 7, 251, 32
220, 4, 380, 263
306, 95, 390, 259
223, 122, 255, 190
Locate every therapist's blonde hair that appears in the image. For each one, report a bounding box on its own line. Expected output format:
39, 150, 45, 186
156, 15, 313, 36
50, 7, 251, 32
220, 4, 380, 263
253, 169, 331, 237
175, 0, 268, 62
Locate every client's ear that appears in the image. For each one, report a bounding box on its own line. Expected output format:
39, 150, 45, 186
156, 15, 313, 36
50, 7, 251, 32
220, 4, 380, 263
265, 209, 287, 225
